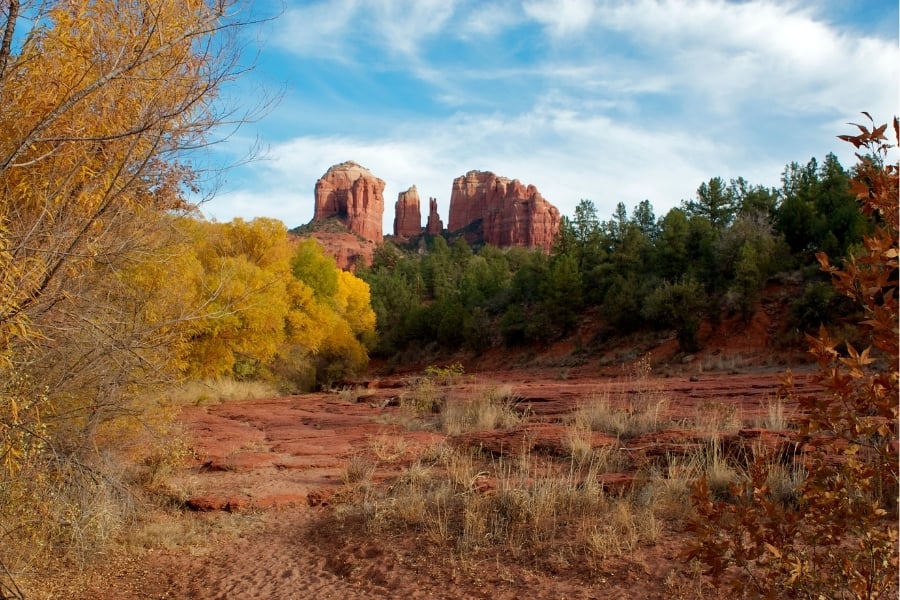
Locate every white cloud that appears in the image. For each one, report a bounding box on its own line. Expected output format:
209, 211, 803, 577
272, 0, 361, 62
523, 0, 598, 37
459, 1, 524, 38
274, 0, 460, 64
368, 0, 459, 57
591, 0, 898, 118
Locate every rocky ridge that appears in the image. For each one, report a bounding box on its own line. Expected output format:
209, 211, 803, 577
313, 161, 385, 242
448, 170, 560, 252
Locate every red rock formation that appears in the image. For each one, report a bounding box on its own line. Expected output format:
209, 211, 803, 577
425, 197, 443, 235
302, 230, 376, 272
393, 186, 422, 237
448, 170, 560, 252
313, 161, 385, 242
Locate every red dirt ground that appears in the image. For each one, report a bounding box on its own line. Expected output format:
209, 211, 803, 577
58, 297, 836, 599
62, 354, 825, 599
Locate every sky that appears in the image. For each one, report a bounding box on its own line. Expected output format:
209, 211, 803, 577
201, 0, 900, 233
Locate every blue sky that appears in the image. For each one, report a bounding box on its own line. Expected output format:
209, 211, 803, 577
203, 0, 900, 233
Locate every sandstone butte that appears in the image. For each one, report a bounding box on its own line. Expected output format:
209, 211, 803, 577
393, 185, 422, 238
313, 160, 385, 242
448, 170, 560, 252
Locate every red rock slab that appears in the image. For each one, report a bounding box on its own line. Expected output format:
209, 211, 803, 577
624, 429, 712, 465
176, 393, 452, 511
252, 493, 308, 509
200, 451, 278, 472
173, 369, 823, 513
450, 423, 619, 457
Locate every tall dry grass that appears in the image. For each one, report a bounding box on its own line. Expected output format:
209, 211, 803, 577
164, 377, 279, 406
750, 397, 791, 430
339, 356, 807, 579
355, 442, 663, 569
571, 391, 669, 438
440, 385, 527, 435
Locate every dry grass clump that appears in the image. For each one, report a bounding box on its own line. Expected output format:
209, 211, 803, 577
164, 377, 279, 406
571, 391, 669, 438
580, 498, 661, 564
334, 385, 375, 404
368, 432, 410, 462
751, 397, 791, 430
570, 354, 671, 438
342, 454, 376, 486
702, 445, 743, 500
762, 461, 806, 508
636, 452, 705, 522
440, 385, 527, 435
691, 401, 742, 436
564, 424, 595, 464
563, 425, 629, 474
399, 376, 444, 415
396, 364, 466, 418
636, 442, 757, 522
355, 444, 661, 570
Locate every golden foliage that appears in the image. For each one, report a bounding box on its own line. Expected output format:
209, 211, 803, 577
167, 219, 376, 382
0, 0, 272, 585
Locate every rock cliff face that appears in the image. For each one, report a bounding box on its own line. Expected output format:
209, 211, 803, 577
313, 161, 385, 242
310, 231, 376, 272
393, 186, 422, 238
425, 197, 443, 235
448, 171, 560, 252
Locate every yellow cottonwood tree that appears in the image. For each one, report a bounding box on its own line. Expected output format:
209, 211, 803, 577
174, 222, 377, 386
0, 0, 266, 583
0, 0, 258, 437
176, 217, 314, 378
335, 269, 378, 340
262, 236, 378, 388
